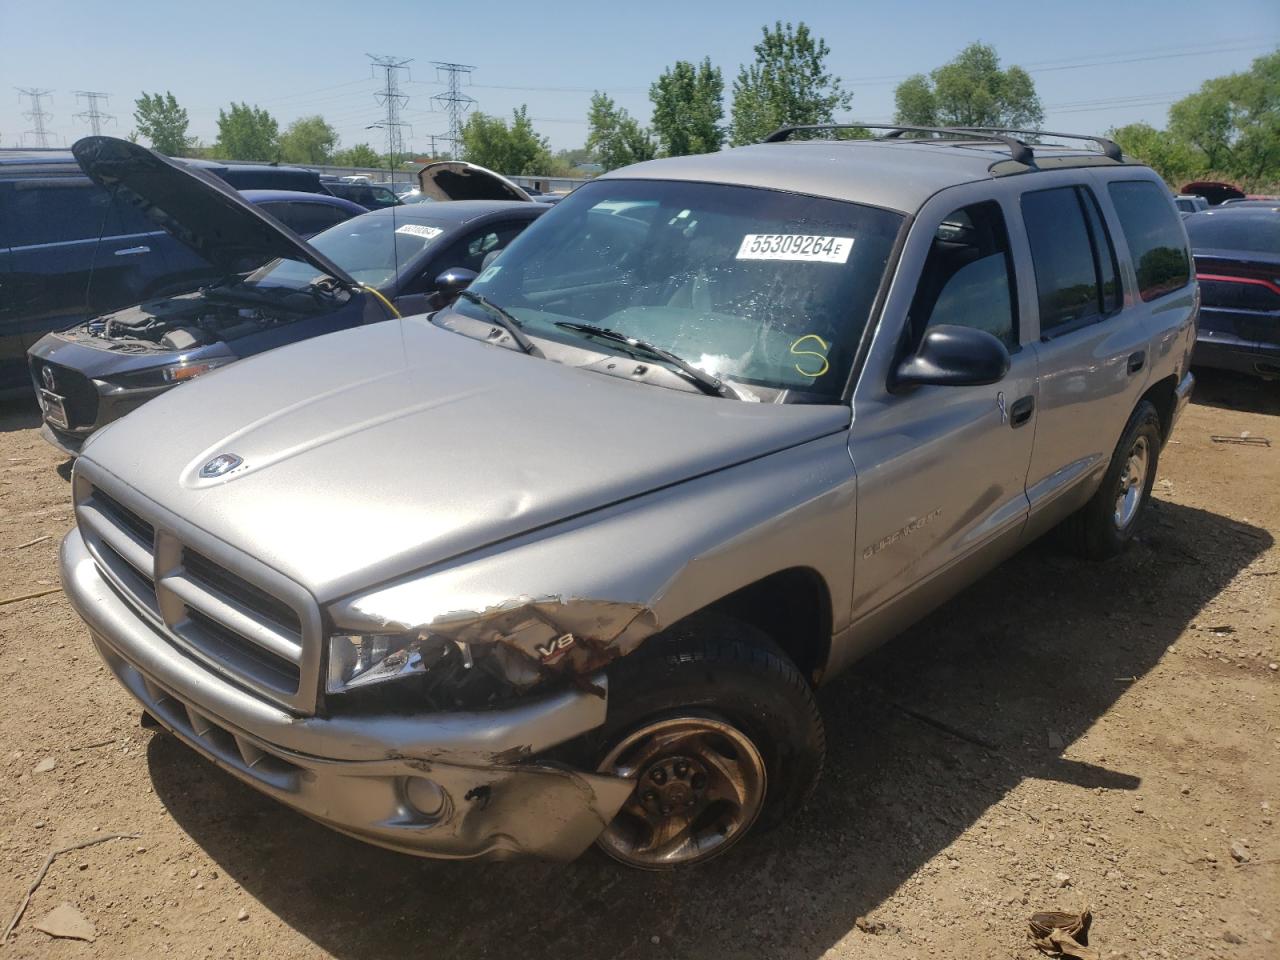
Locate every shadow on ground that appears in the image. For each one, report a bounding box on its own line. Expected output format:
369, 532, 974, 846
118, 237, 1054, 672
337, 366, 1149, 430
1190, 366, 1279, 417
147, 500, 1270, 960
0, 396, 41, 433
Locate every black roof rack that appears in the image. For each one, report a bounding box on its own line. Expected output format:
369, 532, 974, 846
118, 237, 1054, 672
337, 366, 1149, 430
762, 123, 1036, 164
951, 127, 1123, 161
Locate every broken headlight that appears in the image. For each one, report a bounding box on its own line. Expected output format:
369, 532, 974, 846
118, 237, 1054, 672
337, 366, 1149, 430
326, 632, 450, 694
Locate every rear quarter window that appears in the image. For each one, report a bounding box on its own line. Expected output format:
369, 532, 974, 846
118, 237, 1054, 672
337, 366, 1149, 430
1107, 180, 1191, 301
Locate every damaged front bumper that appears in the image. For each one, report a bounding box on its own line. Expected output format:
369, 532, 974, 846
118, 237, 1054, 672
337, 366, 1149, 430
61, 528, 634, 860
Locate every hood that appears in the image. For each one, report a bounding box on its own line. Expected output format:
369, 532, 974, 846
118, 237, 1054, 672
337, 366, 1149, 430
81, 319, 849, 600
72, 136, 356, 287
416, 160, 532, 202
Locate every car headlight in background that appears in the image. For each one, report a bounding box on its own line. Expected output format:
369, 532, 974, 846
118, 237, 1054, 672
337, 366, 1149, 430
326, 632, 451, 694
162, 357, 234, 383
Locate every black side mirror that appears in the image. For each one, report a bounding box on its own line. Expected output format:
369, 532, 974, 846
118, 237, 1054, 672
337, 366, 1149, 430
893, 324, 1010, 389
434, 267, 478, 306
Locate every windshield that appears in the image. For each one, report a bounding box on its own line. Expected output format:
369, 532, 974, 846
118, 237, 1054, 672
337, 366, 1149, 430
1186, 214, 1280, 255
244, 214, 448, 289
452, 179, 903, 401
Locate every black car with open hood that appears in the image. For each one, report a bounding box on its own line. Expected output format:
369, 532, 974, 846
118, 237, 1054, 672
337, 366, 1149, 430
27, 137, 546, 456
72, 137, 358, 286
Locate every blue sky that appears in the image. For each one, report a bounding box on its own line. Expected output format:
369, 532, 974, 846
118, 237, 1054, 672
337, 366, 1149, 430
2, 0, 1277, 157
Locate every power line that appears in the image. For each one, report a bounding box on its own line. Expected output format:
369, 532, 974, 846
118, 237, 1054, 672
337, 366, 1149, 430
431, 61, 476, 157
368, 54, 412, 170
16, 87, 54, 147
74, 90, 114, 136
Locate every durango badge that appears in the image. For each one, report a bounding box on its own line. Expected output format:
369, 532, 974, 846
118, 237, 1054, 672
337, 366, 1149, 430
199, 453, 244, 478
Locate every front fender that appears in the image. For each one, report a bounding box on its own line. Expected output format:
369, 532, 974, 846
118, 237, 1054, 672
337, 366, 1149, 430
328, 430, 857, 678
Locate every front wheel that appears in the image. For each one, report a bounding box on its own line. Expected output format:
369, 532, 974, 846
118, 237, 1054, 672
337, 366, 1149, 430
592, 615, 824, 869
1060, 400, 1162, 559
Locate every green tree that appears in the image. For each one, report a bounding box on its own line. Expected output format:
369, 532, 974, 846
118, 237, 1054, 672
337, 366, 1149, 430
545, 146, 594, 176
279, 115, 339, 164
215, 102, 279, 161
332, 143, 381, 168
1107, 122, 1200, 184
1168, 51, 1280, 183
132, 91, 193, 155
729, 21, 852, 146
894, 42, 1043, 129
586, 93, 656, 171
460, 106, 553, 174
650, 58, 725, 156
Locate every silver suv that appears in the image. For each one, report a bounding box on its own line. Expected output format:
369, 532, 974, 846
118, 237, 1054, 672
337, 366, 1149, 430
61, 126, 1197, 869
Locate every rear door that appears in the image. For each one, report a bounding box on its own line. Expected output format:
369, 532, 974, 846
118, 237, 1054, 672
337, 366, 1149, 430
0, 184, 21, 391
1016, 179, 1162, 530
4, 177, 113, 336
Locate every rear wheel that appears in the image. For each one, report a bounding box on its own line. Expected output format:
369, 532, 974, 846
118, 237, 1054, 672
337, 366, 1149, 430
592, 614, 824, 869
1060, 400, 1162, 559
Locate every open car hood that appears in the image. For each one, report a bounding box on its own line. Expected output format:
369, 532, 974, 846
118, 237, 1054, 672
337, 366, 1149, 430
72, 136, 357, 288
416, 160, 532, 202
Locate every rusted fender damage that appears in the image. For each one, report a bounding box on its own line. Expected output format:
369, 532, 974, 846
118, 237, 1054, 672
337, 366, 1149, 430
345, 593, 663, 687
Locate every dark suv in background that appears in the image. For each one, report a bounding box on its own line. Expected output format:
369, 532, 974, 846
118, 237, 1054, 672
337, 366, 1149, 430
0, 150, 218, 396
0, 151, 352, 398
180, 157, 330, 194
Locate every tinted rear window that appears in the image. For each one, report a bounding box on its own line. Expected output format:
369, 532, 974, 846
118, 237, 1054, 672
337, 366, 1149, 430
1186, 214, 1280, 255
1107, 180, 1191, 301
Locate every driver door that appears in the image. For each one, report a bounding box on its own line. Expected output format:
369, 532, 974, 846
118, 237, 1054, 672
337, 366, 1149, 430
841, 194, 1037, 663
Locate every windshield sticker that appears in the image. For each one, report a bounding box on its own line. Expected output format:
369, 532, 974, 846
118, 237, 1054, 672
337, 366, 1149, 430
395, 224, 444, 241
476, 264, 502, 284
790, 334, 831, 378
736, 234, 855, 264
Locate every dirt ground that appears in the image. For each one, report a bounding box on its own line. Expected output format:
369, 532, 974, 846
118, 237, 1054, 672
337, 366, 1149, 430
0, 369, 1276, 960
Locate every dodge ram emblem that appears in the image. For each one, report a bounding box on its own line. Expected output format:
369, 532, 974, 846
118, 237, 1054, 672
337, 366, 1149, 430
199, 453, 243, 478
40, 366, 56, 392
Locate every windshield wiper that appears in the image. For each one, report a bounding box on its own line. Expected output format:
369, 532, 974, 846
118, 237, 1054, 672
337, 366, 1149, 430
457, 290, 541, 356
554, 321, 736, 398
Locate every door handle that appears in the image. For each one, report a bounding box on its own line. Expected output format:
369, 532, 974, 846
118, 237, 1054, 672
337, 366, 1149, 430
1009, 395, 1035, 427
1127, 350, 1146, 374
114, 245, 151, 256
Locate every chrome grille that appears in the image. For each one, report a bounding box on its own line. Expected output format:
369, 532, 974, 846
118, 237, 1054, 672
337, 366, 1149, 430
73, 468, 321, 713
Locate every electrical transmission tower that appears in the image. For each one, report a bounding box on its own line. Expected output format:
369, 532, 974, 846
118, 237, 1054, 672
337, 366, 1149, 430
16, 88, 54, 147
431, 62, 476, 158
367, 54, 412, 171
74, 91, 114, 136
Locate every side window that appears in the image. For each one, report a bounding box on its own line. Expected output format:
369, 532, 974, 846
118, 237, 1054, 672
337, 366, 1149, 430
1107, 180, 1191, 301
1079, 188, 1121, 313
256, 202, 294, 229
111, 193, 161, 236
908, 201, 1018, 349
437, 223, 527, 275
9, 179, 113, 246
1021, 186, 1115, 336
286, 202, 347, 236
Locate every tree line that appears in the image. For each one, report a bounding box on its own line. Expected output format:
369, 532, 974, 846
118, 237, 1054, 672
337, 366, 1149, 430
129, 28, 1278, 189
1108, 51, 1278, 191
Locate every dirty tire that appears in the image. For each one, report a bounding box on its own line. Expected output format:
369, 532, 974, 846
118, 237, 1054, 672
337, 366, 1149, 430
593, 613, 824, 867
1059, 400, 1162, 560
